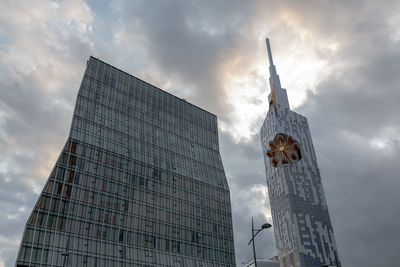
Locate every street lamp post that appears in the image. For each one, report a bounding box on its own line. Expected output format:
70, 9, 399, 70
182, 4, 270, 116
321, 259, 340, 267
61, 250, 70, 267
61, 234, 71, 267
321, 262, 339, 267
248, 217, 272, 267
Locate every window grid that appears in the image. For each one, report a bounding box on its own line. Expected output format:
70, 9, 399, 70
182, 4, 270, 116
17, 57, 235, 267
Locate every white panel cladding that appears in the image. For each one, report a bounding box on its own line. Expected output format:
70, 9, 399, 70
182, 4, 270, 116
261, 38, 340, 267
261, 102, 340, 267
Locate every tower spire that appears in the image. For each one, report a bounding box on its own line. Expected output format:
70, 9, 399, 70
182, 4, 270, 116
266, 38, 281, 120
266, 38, 274, 66
265, 38, 290, 118
266, 38, 281, 90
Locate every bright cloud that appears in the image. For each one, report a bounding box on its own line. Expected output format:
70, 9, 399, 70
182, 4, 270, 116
1, 1, 400, 266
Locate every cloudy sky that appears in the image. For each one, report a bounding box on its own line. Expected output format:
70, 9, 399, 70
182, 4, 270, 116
1, 0, 400, 266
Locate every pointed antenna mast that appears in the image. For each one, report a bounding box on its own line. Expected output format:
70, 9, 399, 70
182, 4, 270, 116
266, 38, 274, 67
265, 37, 281, 90
265, 37, 290, 115
266, 38, 279, 120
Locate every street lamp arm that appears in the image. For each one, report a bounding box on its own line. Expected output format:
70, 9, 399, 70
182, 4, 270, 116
248, 228, 264, 245
248, 217, 272, 267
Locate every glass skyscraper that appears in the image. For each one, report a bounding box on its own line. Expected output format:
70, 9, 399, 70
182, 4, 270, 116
16, 57, 235, 267
260, 39, 340, 267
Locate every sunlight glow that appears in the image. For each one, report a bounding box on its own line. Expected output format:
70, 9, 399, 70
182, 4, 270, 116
224, 42, 329, 142
370, 138, 388, 149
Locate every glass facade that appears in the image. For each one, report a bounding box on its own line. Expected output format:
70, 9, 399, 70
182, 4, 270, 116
16, 57, 235, 267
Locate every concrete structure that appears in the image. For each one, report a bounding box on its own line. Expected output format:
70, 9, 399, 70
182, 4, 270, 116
16, 57, 235, 266
260, 39, 341, 267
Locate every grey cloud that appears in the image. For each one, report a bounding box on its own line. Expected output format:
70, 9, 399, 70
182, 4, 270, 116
294, 55, 400, 267
1, 0, 400, 266
219, 131, 277, 263
221, 0, 400, 265
0, 173, 37, 267
292, 5, 400, 265
113, 0, 262, 121
0, 75, 71, 266
220, 132, 266, 188
0, 1, 99, 266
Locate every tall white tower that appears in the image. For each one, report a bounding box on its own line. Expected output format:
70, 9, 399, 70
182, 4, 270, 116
260, 39, 341, 267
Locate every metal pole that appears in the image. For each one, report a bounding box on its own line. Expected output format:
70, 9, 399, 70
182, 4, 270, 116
62, 254, 67, 267
62, 234, 71, 267
251, 217, 258, 267
61, 250, 69, 267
